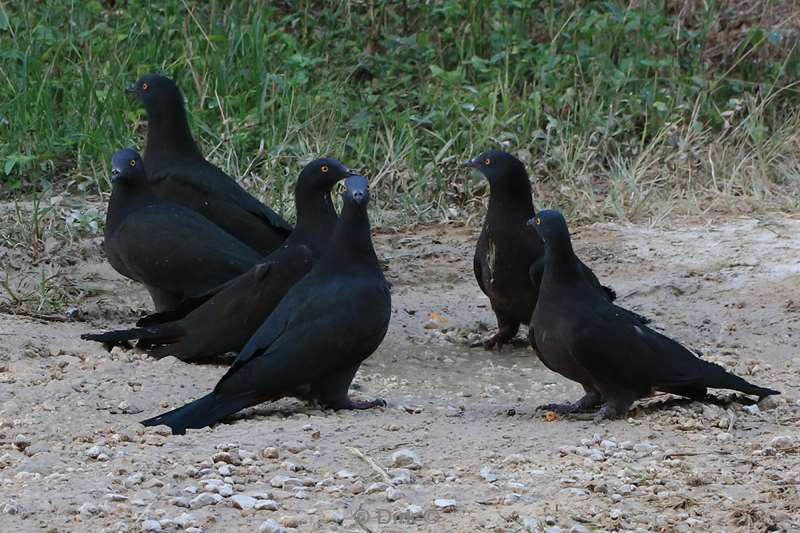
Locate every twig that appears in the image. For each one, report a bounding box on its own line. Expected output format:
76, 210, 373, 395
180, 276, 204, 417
346, 446, 393, 483
0, 307, 72, 323
663, 450, 733, 458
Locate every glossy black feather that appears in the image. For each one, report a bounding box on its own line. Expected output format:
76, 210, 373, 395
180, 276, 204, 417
83, 159, 353, 363
102, 149, 262, 313
141, 175, 390, 434
466, 150, 644, 350
129, 74, 291, 254
529, 209, 779, 419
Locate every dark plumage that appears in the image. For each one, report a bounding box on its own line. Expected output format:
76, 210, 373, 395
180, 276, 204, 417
141, 175, 391, 434
529, 209, 779, 419
82, 159, 355, 362
465, 150, 642, 350
128, 74, 291, 254
103, 149, 263, 312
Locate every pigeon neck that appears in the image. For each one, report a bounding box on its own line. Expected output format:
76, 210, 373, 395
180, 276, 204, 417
324, 201, 380, 272
543, 239, 584, 282
105, 182, 157, 236
286, 189, 338, 255
487, 182, 535, 223
144, 102, 202, 165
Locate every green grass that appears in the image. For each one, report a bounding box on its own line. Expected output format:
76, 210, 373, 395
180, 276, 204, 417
2, 0, 799, 223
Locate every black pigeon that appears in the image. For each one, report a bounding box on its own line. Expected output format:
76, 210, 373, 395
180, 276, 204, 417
102, 148, 263, 312
465, 150, 640, 350
141, 175, 391, 434
128, 74, 291, 254
82, 158, 355, 362
528, 209, 779, 419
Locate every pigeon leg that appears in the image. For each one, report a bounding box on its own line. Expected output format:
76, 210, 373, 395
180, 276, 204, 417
537, 385, 601, 414
483, 313, 520, 351
311, 365, 386, 410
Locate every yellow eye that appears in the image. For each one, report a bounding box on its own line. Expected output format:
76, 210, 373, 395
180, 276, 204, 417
321, 165, 329, 173
536, 218, 541, 225
129, 159, 136, 167
484, 158, 492, 166
142, 82, 149, 91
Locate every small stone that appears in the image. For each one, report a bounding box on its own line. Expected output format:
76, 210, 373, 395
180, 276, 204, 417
258, 519, 287, 533
231, 495, 257, 510
559, 488, 590, 498
255, 500, 279, 511
86, 445, 109, 459
633, 442, 658, 453
124, 472, 144, 488
385, 487, 404, 502
13, 435, 31, 451
600, 440, 617, 450
217, 464, 232, 476
570, 525, 590, 533
770, 436, 794, 450
279, 516, 302, 528
78, 502, 101, 515
189, 493, 222, 509
366, 482, 389, 494
504, 493, 521, 505
282, 460, 304, 472
211, 451, 240, 465
173, 513, 198, 528
716, 432, 733, 442
389, 468, 413, 485
743, 404, 761, 415
185, 529, 202, 533
503, 453, 528, 465
758, 396, 779, 410
434, 498, 457, 512
142, 520, 162, 531
391, 449, 422, 470
480, 467, 498, 483
334, 469, 355, 479
105, 494, 127, 502
610, 508, 622, 520
262, 447, 280, 459
321, 509, 344, 524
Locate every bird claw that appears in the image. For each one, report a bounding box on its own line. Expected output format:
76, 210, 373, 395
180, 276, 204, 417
333, 398, 386, 410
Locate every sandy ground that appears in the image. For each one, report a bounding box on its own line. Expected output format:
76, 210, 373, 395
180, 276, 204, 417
1, 204, 799, 533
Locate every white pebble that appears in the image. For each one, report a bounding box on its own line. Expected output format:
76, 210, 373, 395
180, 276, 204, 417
255, 500, 279, 511
770, 435, 794, 450
231, 495, 257, 510
142, 520, 162, 531
391, 449, 422, 470
189, 493, 222, 509
258, 519, 287, 533
434, 498, 457, 512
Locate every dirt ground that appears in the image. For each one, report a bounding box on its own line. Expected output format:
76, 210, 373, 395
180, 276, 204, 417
1, 203, 799, 533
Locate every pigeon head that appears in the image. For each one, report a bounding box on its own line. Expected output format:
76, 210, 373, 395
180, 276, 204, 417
126, 74, 183, 114
527, 209, 572, 250
111, 148, 146, 183
343, 174, 370, 207
296, 157, 356, 193
463, 150, 529, 189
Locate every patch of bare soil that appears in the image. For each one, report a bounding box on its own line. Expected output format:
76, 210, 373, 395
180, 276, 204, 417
1, 203, 799, 533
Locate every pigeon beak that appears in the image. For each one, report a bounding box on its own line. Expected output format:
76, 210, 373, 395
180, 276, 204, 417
526, 217, 537, 228
125, 84, 137, 95
345, 175, 369, 205
461, 159, 479, 169
111, 168, 122, 182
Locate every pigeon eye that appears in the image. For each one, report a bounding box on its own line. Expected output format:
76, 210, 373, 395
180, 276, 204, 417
142, 82, 149, 91
535, 218, 541, 225
321, 165, 329, 173
129, 159, 136, 167
484, 158, 492, 166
